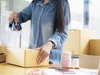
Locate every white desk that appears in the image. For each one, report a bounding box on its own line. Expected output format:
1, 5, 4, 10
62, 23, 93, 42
42, 69, 98, 75
0, 63, 98, 75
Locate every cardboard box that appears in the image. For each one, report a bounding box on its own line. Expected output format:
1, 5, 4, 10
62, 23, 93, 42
6, 48, 49, 67
0, 53, 6, 63
89, 39, 100, 55
98, 60, 100, 75
79, 55, 100, 69
0, 45, 7, 54
0, 46, 3, 53
63, 29, 94, 55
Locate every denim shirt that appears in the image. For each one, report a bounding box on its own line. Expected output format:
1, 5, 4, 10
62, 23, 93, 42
18, 0, 69, 64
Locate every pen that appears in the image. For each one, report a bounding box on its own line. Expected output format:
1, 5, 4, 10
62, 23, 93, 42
63, 66, 80, 69
62, 70, 76, 74
55, 67, 76, 74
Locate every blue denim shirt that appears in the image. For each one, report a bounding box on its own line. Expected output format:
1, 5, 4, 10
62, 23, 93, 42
18, 0, 69, 64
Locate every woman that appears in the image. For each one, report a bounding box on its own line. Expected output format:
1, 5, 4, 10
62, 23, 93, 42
9, 0, 70, 64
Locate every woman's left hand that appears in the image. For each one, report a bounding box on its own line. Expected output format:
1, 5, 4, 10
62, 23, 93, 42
37, 41, 53, 64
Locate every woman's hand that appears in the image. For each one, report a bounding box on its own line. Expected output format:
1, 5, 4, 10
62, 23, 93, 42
37, 41, 54, 64
9, 11, 19, 24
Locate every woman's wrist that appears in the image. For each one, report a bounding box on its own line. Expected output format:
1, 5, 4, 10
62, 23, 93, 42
48, 41, 55, 48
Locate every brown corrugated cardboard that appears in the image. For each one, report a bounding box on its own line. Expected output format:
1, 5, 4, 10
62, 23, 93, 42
6, 48, 49, 67
0, 46, 3, 53
63, 29, 94, 55
0, 53, 6, 63
0, 45, 7, 54
79, 55, 100, 69
89, 39, 100, 55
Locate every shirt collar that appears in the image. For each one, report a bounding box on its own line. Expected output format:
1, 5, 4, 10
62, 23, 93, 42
49, 0, 55, 6
36, 0, 55, 7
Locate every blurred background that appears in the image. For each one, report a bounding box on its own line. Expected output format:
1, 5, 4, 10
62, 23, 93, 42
0, 0, 100, 48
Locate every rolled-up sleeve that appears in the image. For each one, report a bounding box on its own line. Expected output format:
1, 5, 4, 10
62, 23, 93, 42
18, 3, 33, 23
49, 1, 70, 49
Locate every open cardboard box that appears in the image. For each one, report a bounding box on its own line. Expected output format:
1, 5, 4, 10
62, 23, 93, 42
0, 45, 7, 54
0, 45, 3, 54
0, 53, 6, 63
0, 45, 6, 62
79, 55, 100, 69
6, 48, 49, 67
89, 39, 100, 55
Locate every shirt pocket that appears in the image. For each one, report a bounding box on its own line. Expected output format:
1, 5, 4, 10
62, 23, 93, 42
42, 15, 53, 33
42, 12, 55, 26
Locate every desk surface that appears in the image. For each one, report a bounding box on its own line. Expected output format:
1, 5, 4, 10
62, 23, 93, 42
0, 63, 98, 75
0, 63, 48, 75
0, 63, 62, 75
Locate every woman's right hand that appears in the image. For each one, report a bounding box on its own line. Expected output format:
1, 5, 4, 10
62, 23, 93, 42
8, 11, 19, 24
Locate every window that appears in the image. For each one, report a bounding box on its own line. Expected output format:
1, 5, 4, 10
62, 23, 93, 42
89, 0, 100, 38
0, 0, 31, 48
69, 0, 100, 38
68, 0, 84, 29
